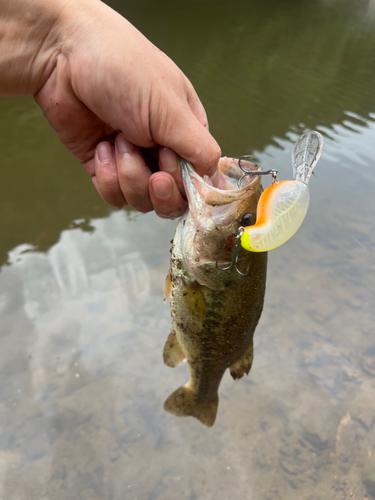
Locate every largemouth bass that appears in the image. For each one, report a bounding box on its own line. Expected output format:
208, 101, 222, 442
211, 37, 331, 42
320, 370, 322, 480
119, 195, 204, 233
163, 157, 267, 427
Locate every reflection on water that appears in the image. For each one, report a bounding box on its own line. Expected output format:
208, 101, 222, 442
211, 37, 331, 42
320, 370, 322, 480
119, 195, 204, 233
1, 186, 375, 499
1, 0, 375, 498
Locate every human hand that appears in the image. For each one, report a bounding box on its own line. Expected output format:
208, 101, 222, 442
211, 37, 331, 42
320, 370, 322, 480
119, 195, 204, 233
31, 0, 220, 218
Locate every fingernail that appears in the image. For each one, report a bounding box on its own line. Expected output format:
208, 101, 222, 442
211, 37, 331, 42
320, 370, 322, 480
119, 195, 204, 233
152, 177, 173, 200
161, 147, 179, 173
116, 135, 134, 154
97, 143, 113, 162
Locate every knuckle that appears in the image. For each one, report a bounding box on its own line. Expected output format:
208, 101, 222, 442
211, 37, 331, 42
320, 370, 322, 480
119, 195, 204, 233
118, 168, 151, 200
101, 194, 126, 209
112, 200, 127, 209
139, 206, 153, 214
130, 201, 153, 214
99, 173, 119, 191
97, 163, 118, 185
210, 142, 222, 162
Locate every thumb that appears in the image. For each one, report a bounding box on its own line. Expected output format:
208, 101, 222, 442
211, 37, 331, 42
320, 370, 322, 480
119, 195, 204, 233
153, 104, 221, 178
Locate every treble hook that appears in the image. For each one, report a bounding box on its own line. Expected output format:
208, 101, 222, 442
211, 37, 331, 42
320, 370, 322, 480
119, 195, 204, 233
215, 227, 249, 277
237, 155, 279, 188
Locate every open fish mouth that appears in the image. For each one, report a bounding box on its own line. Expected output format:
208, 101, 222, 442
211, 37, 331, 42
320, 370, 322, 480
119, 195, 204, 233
177, 157, 264, 289
210, 156, 261, 191
180, 157, 262, 229
181, 156, 261, 203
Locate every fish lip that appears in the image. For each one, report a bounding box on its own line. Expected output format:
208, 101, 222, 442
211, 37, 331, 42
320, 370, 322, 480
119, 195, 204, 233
181, 157, 261, 197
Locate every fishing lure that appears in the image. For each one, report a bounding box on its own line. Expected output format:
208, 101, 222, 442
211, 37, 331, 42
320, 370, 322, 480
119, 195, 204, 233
239, 130, 324, 253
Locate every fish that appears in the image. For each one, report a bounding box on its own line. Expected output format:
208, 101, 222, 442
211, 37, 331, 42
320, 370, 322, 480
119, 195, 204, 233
163, 157, 268, 427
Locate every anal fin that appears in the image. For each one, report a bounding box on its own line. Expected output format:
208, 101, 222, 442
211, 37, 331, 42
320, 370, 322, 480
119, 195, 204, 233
230, 342, 254, 380
163, 330, 185, 367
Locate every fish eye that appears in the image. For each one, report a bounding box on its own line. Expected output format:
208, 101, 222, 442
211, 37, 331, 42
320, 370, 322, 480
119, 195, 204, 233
241, 213, 254, 227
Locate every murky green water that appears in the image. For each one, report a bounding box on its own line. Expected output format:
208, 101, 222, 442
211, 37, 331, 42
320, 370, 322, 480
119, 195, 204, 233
1, 0, 375, 498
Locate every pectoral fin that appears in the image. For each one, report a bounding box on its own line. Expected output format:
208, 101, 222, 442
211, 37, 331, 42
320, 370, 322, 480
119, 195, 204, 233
229, 342, 254, 380
163, 269, 172, 304
163, 330, 185, 367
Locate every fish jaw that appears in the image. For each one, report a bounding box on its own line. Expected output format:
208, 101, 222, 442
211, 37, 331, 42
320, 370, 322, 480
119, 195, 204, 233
180, 157, 262, 288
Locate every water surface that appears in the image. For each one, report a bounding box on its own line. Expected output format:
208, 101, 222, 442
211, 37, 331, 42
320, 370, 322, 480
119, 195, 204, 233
1, 0, 375, 498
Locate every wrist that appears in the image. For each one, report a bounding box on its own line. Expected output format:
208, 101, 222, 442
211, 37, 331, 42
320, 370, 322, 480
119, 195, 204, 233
0, 0, 100, 96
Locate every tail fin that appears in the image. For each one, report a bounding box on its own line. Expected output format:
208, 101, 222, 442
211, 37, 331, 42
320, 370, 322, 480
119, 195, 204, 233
164, 385, 218, 427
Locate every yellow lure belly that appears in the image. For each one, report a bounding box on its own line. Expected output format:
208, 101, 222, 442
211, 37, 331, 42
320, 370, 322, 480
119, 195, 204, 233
241, 180, 310, 252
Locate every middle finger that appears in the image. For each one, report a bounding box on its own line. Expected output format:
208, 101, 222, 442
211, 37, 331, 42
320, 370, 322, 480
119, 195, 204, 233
115, 135, 154, 213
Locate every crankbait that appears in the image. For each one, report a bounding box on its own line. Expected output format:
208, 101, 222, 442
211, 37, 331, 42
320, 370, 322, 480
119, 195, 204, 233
239, 130, 324, 253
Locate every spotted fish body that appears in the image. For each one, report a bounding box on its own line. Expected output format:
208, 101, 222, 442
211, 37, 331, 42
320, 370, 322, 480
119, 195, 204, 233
163, 157, 267, 427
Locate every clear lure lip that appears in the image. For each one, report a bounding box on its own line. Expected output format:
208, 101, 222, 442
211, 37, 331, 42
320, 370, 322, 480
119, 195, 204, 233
236, 130, 324, 188
291, 130, 324, 185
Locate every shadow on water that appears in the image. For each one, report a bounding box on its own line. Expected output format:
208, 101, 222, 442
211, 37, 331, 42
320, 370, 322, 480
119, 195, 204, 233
1, 0, 375, 499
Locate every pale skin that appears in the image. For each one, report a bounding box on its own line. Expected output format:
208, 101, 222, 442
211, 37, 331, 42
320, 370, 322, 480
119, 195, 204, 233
0, 0, 221, 218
